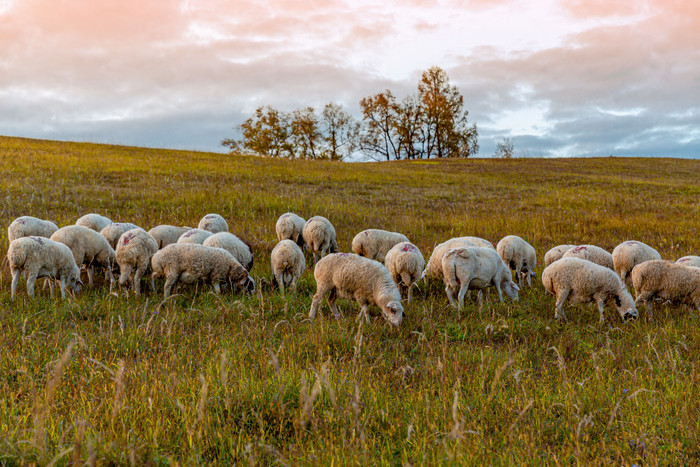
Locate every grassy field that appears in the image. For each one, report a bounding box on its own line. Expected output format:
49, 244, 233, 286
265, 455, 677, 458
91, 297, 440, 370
1, 135, 699, 464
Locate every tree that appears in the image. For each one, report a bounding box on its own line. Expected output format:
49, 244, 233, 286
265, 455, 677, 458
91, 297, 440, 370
321, 102, 359, 161
494, 137, 514, 159
358, 90, 400, 161
290, 107, 323, 160
393, 94, 425, 160
221, 106, 292, 157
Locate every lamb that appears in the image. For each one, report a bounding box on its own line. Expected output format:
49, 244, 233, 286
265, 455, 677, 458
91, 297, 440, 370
7, 236, 82, 300
562, 245, 614, 270
151, 243, 254, 297
351, 229, 410, 262
75, 213, 112, 232
496, 235, 537, 288
676, 256, 700, 269
116, 229, 159, 295
384, 242, 425, 302
198, 213, 229, 233
612, 240, 662, 284
148, 225, 192, 249
544, 245, 576, 267
275, 212, 306, 248
309, 253, 403, 326
8, 216, 58, 243
50, 225, 117, 287
425, 237, 477, 281
631, 260, 700, 321
441, 246, 519, 310
177, 228, 214, 245
203, 232, 254, 271
542, 257, 637, 323
100, 222, 140, 249
302, 216, 339, 263
270, 240, 305, 296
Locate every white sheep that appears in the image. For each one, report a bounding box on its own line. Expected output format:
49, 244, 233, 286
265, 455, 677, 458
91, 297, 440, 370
51, 225, 116, 287
8, 216, 58, 243
631, 260, 700, 321
148, 225, 191, 249
462, 236, 495, 249
384, 242, 425, 302
441, 246, 519, 310
351, 229, 409, 262
496, 235, 537, 288
203, 232, 254, 271
177, 228, 214, 245
7, 236, 82, 300
309, 253, 403, 326
542, 257, 637, 323
116, 229, 159, 295
425, 237, 477, 281
612, 240, 662, 284
676, 256, 700, 268
75, 213, 112, 232
198, 213, 229, 233
270, 239, 305, 296
544, 244, 576, 267
275, 212, 306, 248
302, 216, 338, 263
562, 245, 614, 270
100, 222, 140, 249
151, 243, 254, 297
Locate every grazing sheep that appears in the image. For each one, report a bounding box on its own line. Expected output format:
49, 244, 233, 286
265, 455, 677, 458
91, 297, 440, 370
676, 256, 700, 269
309, 253, 403, 326
442, 246, 519, 310
425, 237, 478, 281
302, 216, 338, 263
270, 240, 305, 296
151, 243, 254, 297
544, 244, 576, 267
8, 216, 58, 243
203, 232, 254, 271
75, 213, 112, 233
384, 242, 425, 302
463, 236, 495, 249
177, 228, 214, 245
612, 240, 662, 284
198, 213, 229, 233
631, 260, 700, 321
562, 245, 614, 270
51, 225, 116, 287
100, 223, 140, 249
116, 229, 159, 295
148, 225, 191, 249
275, 212, 306, 248
7, 236, 82, 300
542, 257, 637, 323
496, 235, 537, 288
351, 229, 410, 262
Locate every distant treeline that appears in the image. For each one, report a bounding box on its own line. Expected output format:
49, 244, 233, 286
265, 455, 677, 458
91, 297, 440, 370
222, 67, 479, 161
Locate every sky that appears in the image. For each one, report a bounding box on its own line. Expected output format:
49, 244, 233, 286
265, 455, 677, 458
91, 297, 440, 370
1, 0, 699, 158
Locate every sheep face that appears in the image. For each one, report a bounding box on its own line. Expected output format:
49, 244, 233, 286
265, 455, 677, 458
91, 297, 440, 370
502, 280, 520, 301
623, 309, 638, 321
383, 301, 404, 326
237, 275, 255, 293
70, 277, 83, 294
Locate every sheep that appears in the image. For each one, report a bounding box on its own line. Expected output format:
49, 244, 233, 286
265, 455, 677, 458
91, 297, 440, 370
148, 225, 191, 249
496, 235, 537, 288
7, 236, 82, 300
177, 228, 214, 245
384, 241, 425, 302
542, 257, 637, 323
441, 246, 519, 310
8, 216, 58, 243
270, 240, 305, 296
100, 223, 140, 249
425, 237, 478, 281
203, 232, 254, 271
302, 216, 338, 263
198, 213, 229, 233
116, 229, 159, 295
309, 253, 403, 326
612, 240, 662, 284
75, 213, 112, 233
562, 245, 614, 270
275, 212, 306, 248
151, 243, 254, 298
50, 225, 117, 287
544, 244, 576, 267
676, 256, 700, 269
631, 260, 700, 321
351, 229, 410, 262
462, 236, 495, 249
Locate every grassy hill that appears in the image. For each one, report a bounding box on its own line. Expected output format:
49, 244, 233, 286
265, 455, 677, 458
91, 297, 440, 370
1, 135, 699, 464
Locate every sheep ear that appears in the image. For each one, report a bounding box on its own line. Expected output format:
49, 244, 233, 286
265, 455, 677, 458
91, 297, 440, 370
512, 283, 520, 291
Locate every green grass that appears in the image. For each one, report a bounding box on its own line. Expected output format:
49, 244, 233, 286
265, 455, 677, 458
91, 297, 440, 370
1, 135, 700, 464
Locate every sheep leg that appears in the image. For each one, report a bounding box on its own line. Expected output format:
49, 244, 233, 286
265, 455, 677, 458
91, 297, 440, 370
274, 272, 285, 296
59, 276, 67, 298
213, 282, 221, 294
554, 289, 570, 322
457, 285, 469, 310
119, 264, 133, 289
290, 278, 298, 294
445, 285, 456, 307
150, 273, 156, 293
407, 283, 414, 303
134, 266, 147, 296
163, 274, 179, 298
26, 272, 38, 298
635, 292, 655, 322
478, 290, 484, 313
309, 284, 330, 319
527, 272, 532, 287
87, 266, 94, 287
358, 303, 370, 323
596, 298, 606, 324
329, 289, 342, 320
494, 281, 504, 302
516, 266, 524, 289
11, 269, 20, 301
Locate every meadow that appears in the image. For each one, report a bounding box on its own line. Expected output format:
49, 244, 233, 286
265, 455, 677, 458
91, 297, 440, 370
1, 135, 699, 465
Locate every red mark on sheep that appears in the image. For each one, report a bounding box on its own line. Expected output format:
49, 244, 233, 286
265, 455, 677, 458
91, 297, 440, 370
401, 244, 417, 252
16, 219, 26, 225
122, 232, 134, 245
31, 236, 44, 245
572, 246, 588, 253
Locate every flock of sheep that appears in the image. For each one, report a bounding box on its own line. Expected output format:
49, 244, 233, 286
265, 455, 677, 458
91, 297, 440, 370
6, 212, 700, 326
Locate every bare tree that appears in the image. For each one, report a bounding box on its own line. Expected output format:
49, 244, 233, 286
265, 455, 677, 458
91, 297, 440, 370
494, 137, 514, 159
358, 90, 400, 161
321, 102, 359, 161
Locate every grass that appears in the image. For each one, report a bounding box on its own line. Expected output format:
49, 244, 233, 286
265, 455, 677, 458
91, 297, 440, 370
1, 135, 699, 464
